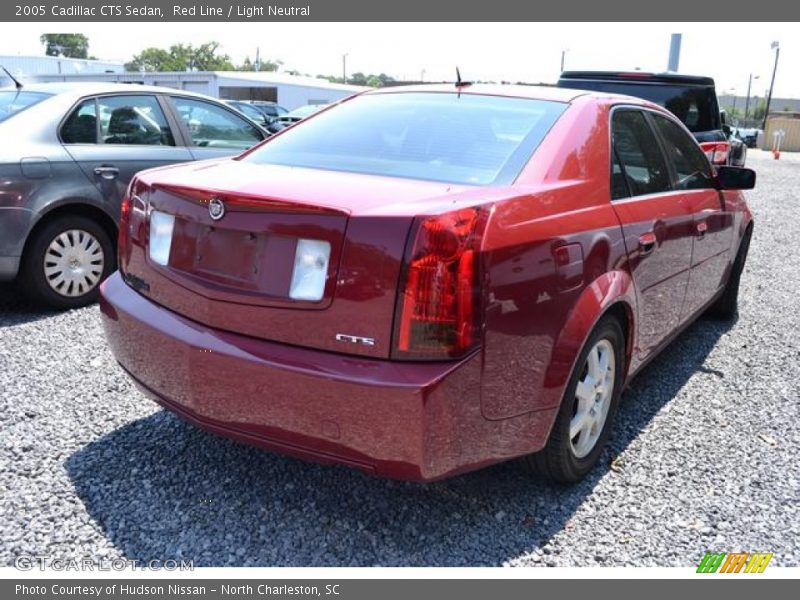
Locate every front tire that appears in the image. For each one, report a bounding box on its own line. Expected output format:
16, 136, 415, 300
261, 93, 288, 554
524, 315, 625, 483
21, 215, 114, 309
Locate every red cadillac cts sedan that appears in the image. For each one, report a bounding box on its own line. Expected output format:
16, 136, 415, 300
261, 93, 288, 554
100, 84, 755, 482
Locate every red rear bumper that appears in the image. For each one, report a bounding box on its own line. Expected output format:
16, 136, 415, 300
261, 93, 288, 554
99, 272, 554, 481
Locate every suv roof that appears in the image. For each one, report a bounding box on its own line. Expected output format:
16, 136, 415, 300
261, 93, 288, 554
560, 71, 716, 87
557, 70, 723, 141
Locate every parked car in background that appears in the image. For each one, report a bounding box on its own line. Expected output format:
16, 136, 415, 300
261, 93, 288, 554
0, 82, 267, 308
101, 85, 755, 483
224, 99, 273, 127
266, 103, 328, 134
251, 100, 288, 122
736, 127, 760, 148
558, 71, 741, 166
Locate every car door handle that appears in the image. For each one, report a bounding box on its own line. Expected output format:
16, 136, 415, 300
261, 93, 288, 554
696, 220, 708, 239
93, 166, 119, 180
638, 231, 657, 256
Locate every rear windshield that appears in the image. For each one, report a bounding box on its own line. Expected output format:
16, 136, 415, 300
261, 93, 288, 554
559, 80, 719, 133
242, 92, 566, 185
0, 91, 52, 123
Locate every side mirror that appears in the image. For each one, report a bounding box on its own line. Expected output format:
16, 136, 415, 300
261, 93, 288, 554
722, 124, 732, 136
716, 166, 756, 190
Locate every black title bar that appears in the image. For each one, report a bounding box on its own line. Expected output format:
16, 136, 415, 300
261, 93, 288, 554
3, 0, 799, 21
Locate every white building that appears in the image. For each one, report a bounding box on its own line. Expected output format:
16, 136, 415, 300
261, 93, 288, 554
0, 55, 125, 82
8, 69, 369, 110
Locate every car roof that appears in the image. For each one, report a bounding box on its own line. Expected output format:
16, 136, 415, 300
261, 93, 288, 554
362, 83, 672, 112
367, 83, 588, 103
0, 81, 216, 99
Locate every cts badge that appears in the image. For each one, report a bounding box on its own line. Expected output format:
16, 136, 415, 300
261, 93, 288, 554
335, 333, 376, 346
208, 198, 226, 221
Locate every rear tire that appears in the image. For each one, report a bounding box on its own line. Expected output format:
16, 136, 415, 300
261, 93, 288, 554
21, 215, 114, 310
707, 226, 752, 320
524, 315, 625, 483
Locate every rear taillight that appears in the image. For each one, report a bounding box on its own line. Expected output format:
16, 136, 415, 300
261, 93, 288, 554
700, 141, 730, 165
392, 207, 487, 360
117, 194, 131, 272
118, 177, 149, 276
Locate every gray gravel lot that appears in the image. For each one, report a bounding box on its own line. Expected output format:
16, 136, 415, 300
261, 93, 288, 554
1, 150, 798, 567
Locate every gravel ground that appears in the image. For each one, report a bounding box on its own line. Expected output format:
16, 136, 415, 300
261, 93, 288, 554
1, 150, 798, 567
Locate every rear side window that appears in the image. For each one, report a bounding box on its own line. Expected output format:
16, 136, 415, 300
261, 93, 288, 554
243, 92, 567, 185
171, 97, 264, 150
610, 147, 630, 200
611, 110, 671, 197
651, 114, 714, 190
61, 98, 97, 144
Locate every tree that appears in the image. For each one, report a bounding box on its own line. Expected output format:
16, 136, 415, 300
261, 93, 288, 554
125, 42, 234, 72
348, 72, 368, 86
237, 56, 281, 72
750, 99, 768, 121
40, 34, 89, 59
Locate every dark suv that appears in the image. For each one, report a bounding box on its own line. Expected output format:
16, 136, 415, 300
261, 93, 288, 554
557, 71, 735, 166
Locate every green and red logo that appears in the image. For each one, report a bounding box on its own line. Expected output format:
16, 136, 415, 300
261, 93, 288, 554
697, 552, 773, 573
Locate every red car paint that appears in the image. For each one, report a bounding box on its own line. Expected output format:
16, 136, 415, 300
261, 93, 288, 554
100, 85, 753, 481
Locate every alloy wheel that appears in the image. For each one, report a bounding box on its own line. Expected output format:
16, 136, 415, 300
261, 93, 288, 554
569, 338, 616, 459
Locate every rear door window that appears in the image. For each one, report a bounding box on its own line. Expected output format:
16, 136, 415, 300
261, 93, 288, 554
611, 110, 671, 197
650, 114, 714, 190
97, 95, 174, 146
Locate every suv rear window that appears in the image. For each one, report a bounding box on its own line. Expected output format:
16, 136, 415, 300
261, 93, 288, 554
243, 92, 566, 185
0, 91, 51, 123
559, 80, 719, 133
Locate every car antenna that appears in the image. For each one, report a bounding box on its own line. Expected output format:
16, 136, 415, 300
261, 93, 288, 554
1, 66, 23, 90
455, 67, 472, 97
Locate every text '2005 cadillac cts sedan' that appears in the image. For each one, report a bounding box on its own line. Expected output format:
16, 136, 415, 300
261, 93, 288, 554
100, 84, 755, 482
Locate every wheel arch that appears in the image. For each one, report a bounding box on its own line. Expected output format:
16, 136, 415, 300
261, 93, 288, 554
22, 200, 119, 264
544, 269, 637, 395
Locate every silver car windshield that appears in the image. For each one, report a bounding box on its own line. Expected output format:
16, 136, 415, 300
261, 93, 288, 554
0, 91, 52, 123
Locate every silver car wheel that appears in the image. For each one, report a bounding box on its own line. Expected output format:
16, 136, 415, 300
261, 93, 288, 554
43, 229, 105, 298
569, 338, 616, 459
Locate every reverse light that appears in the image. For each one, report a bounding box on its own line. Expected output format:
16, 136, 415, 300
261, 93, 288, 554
392, 207, 486, 360
290, 238, 331, 301
148, 211, 175, 266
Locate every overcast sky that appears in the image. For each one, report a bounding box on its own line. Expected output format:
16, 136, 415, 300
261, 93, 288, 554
1, 22, 797, 98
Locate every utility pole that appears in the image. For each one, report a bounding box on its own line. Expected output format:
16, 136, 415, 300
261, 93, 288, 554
560, 49, 568, 72
667, 34, 681, 72
342, 53, 348, 84
744, 74, 759, 120
763, 41, 780, 130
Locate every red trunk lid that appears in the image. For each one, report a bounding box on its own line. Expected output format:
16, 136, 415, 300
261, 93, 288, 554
121, 159, 470, 358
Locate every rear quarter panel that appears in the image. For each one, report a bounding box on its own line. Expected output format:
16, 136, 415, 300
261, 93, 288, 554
480, 99, 636, 423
